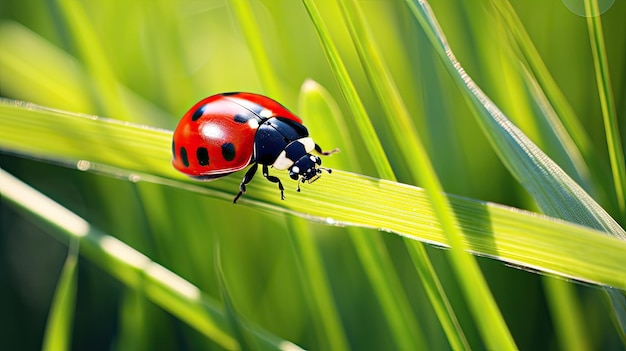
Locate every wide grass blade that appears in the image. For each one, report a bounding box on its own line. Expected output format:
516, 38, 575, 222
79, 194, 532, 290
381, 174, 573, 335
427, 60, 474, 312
1, 100, 625, 290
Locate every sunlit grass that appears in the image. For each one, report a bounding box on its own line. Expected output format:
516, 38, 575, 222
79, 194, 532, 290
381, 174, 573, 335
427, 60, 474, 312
1, 0, 625, 349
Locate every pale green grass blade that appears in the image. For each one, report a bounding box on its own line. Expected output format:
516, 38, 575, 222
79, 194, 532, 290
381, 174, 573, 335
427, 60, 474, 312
544, 277, 591, 351
585, 0, 626, 219
215, 247, 259, 351
301, 0, 394, 179
0, 21, 172, 125
228, 0, 282, 98
42, 241, 78, 351
490, 1, 597, 186
56, 0, 128, 120
114, 290, 149, 350
0, 167, 303, 351
1, 101, 625, 290
338, 1, 514, 348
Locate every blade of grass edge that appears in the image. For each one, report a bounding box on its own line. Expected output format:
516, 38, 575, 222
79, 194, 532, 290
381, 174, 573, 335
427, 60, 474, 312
338, 0, 515, 349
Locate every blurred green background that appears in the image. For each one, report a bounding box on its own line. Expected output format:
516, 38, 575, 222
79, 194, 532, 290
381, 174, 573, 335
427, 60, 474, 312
1, 0, 625, 349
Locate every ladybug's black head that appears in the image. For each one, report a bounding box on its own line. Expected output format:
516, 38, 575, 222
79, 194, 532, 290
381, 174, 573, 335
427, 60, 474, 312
289, 154, 323, 183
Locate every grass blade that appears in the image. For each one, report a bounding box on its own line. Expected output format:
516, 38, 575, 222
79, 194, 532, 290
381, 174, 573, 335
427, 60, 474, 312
1, 101, 625, 290
42, 240, 78, 351
584, 0, 626, 220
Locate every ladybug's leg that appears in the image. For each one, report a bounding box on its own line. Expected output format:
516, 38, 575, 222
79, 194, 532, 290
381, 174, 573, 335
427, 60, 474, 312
314, 144, 339, 156
262, 164, 285, 200
234, 163, 258, 204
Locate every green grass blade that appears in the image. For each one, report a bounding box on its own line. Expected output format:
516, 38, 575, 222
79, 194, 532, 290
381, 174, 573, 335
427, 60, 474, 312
301, 0, 394, 180
42, 240, 78, 351
56, 0, 129, 119
228, 0, 281, 97
584, 0, 626, 220
544, 277, 591, 351
2, 101, 625, 290
338, 0, 514, 348
490, 1, 597, 184
0, 21, 172, 126
0, 167, 305, 351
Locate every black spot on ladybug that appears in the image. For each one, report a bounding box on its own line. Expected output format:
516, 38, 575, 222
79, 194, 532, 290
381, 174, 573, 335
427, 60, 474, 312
233, 113, 251, 123
221, 142, 236, 161
171, 140, 176, 159
180, 147, 189, 167
191, 105, 206, 121
221, 92, 240, 96
197, 147, 209, 166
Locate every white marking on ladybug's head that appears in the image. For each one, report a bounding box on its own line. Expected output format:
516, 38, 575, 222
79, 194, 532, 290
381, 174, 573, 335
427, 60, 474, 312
309, 155, 316, 162
273, 150, 294, 170
299, 137, 315, 153
248, 119, 259, 129
292, 166, 300, 174
260, 109, 273, 118
200, 123, 224, 140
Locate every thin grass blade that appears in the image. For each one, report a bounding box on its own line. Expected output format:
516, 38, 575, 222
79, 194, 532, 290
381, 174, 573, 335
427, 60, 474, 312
42, 240, 78, 351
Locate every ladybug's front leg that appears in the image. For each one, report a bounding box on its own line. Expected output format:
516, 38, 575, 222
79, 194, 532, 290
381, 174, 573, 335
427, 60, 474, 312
262, 164, 285, 200
234, 163, 259, 204
314, 144, 339, 156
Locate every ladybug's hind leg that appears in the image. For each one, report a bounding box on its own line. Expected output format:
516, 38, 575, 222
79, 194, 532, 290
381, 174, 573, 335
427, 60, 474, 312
314, 144, 339, 156
234, 163, 259, 204
262, 164, 285, 200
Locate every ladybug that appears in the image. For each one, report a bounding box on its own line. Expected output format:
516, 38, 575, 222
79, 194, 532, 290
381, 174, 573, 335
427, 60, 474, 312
172, 92, 338, 203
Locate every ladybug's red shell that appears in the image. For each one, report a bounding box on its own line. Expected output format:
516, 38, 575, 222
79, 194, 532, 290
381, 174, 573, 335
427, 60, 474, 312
172, 92, 302, 178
